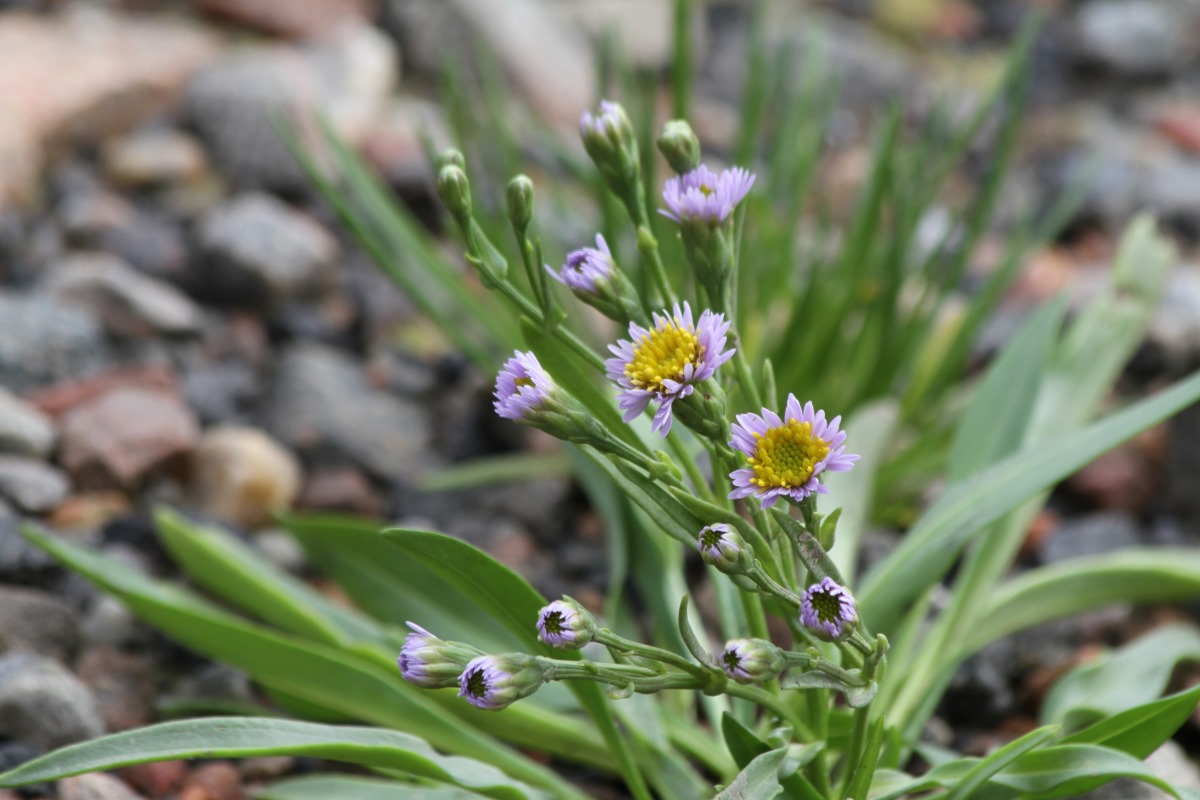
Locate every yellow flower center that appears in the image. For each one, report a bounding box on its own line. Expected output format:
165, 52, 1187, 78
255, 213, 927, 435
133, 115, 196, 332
699, 183, 714, 197
748, 420, 830, 489
515, 376, 534, 389
625, 321, 702, 393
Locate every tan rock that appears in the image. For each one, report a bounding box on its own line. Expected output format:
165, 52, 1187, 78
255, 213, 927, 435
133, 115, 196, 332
189, 426, 301, 530
196, 0, 375, 39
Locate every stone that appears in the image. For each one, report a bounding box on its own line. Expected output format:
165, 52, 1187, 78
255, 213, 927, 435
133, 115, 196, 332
181, 361, 261, 426
180, 762, 245, 800
0, 456, 69, 513
252, 529, 307, 574
185, 23, 397, 190
0, 586, 80, 662
0, 8, 219, 210
77, 647, 156, 732
0, 292, 108, 393
196, 0, 375, 39
58, 385, 200, 489
0, 510, 60, 587
95, 210, 191, 284
552, 0, 673, 69
0, 385, 55, 457
296, 464, 385, 517
44, 252, 204, 338
193, 193, 338, 306
1073, 0, 1191, 76
1063, 439, 1158, 513
1148, 268, 1200, 369
1168, 400, 1200, 525
0, 652, 105, 749
82, 594, 143, 650
101, 128, 209, 188
0, 743, 52, 800
266, 343, 432, 482
26, 364, 178, 418
188, 426, 302, 530
1039, 512, 1143, 565
361, 97, 451, 192
60, 772, 149, 800
122, 761, 187, 799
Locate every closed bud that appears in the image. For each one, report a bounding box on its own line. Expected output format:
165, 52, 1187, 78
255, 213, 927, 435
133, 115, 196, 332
436, 165, 472, 224
720, 638, 788, 684
657, 119, 701, 175
506, 175, 535, 232
800, 577, 859, 642
435, 149, 466, 172
698, 523, 754, 575
536, 597, 597, 649
397, 622, 482, 689
458, 654, 546, 710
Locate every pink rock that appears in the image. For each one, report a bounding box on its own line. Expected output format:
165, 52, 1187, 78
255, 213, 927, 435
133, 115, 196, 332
122, 761, 188, 800
197, 0, 375, 39
58, 385, 200, 489
180, 762, 246, 800
60, 773, 148, 800
0, 8, 219, 210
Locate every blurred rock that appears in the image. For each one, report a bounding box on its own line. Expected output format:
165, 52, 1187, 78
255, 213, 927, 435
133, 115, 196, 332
122, 761, 187, 800
1072, 0, 1191, 77
44, 252, 204, 337
0, 386, 55, 457
0, 511, 60, 586
77, 646, 156, 732
58, 385, 200, 489
95, 210, 191, 284
1148, 268, 1200, 369
266, 343, 431, 482
0, 456, 69, 513
189, 426, 302, 530
181, 360, 261, 426
1154, 103, 1200, 155
1168, 400, 1200, 524
185, 23, 396, 190
196, 0, 374, 39
0, 586, 80, 662
553, 0, 673, 69
60, 772, 149, 800
361, 97, 450, 192
1039, 511, 1142, 564
296, 464, 385, 517
82, 594, 143, 650
1080, 740, 1200, 798
193, 193, 338, 307
940, 638, 1015, 727
101, 128, 209, 189
0, 652, 105, 749
0, 743, 52, 800
1063, 438, 1158, 513
0, 292, 109, 393
26, 364, 177, 418
252, 529, 307, 574
0, 8, 219, 210
180, 762, 246, 800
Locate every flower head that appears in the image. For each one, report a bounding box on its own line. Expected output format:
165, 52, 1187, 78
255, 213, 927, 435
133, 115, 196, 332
661, 164, 755, 225
550, 234, 616, 294
458, 654, 545, 711
800, 577, 858, 641
397, 622, 479, 689
697, 523, 753, 575
728, 395, 859, 509
605, 302, 734, 436
580, 100, 631, 142
494, 351, 556, 422
536, 598, 597, 649
720, 638, 788, 684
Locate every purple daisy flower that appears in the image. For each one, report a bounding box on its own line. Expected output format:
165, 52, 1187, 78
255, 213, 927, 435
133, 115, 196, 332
661, 164, 756, 225
458, 654, 545, 711
494, 351, 555, 422
728, 395, 859, 509
605, 302, 735, 436
536, 598, 596, 649
580, 100, 628, 140
549, 234, 615, 293
800, 577, 858, 641
720, 638, 787, 685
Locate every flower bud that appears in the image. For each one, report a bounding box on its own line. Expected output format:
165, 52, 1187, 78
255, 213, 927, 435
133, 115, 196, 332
657, 119, 701, 175
397, 622, 482, 689
800, 577, 859, 642
435, 149, 466, 172
506, 175, 535, 233
436, 165, 472, 225
720, 638, 788, 684
697, 523, 754, 575
458, 654, 546, 710
580, 100, 641, 209
536, 598, 597, 649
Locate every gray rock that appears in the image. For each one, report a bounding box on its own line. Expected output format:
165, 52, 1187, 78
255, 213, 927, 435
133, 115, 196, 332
1147, 267, 1200, 369
0, 586, 80, 662
1073, 0, 1192, 76
0, 292, 108, 393
0, 385, 55, 457
1167, 400, 1200, 524
0, 456, 69, 513
43, 252, 204, 337
1144, 160, 1200, 221
82, 594, 142, 649
100, 128, 208, 188
252, 529, 308, 574
60, 772, 149, 800
185, 23, 396, 190
1040, 512, 1143, 564
194, 193, 337, 306
181, 360, 261, 425
266, 343, 431, 482
0, 510, 60, 586
0, 652, 104, 749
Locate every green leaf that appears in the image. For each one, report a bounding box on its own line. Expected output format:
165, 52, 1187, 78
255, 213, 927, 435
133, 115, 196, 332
714, 744, 823, 800
18, 524, 602, 796
1041, 624, 1200, 730
859, 367, 1200, 635
0, 718, 546, 800
382, 528, 657, 800
967, 550, 1200, 651
943, 725, 1059, 800
420, 453, 572, 491
1063, 684, 1200, 759
256, 774, 476, 800
779, 671, 877, 708
721, 713, 770, 771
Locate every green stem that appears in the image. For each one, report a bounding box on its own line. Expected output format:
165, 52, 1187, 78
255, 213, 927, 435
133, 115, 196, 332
724, 684, 816, 742
596, 630, 710, 682
666, 432, 714, 500
636, 223, 678, 309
